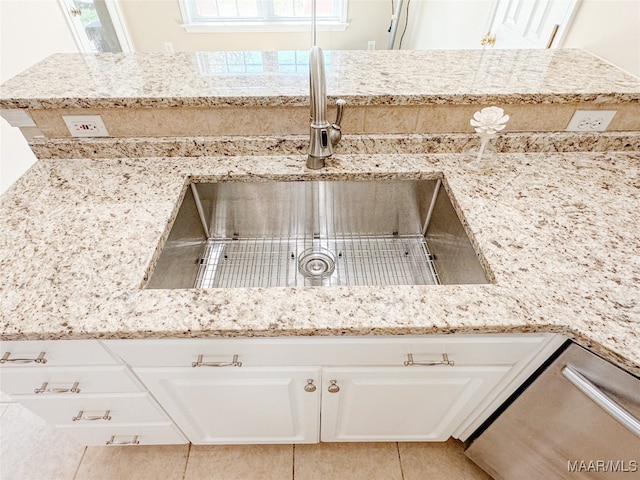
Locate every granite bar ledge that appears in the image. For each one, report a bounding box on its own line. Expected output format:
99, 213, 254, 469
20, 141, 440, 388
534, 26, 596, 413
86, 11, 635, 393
1, 49, 639, 110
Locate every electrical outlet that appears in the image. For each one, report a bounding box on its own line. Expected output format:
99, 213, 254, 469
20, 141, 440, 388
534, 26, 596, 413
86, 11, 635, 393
367, 40, 376, 50
566, 110, 617, 132
63, 115, 109, 137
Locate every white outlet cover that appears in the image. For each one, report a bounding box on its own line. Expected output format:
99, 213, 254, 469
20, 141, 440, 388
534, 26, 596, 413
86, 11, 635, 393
566, 110, 617, 132
62, 115, 109, 137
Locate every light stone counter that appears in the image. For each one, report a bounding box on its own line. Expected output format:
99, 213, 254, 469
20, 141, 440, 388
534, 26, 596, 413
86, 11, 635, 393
1, 49, 639, 109
0, 152, 638, 375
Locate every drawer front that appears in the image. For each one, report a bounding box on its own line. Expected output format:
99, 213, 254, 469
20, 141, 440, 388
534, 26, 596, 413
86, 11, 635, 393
0, 340, 117, 367
0, 365, 144, 395
107, 335, 550, 368
55, 423, 188, 446
18, 393, 170, 425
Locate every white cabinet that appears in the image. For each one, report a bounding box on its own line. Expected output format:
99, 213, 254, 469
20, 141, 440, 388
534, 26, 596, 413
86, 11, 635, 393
320, 366, 508, 442
0, 340, 187, 446
135, 367, 320, 444
107, 334, 563, 445
1, 335, 564, 446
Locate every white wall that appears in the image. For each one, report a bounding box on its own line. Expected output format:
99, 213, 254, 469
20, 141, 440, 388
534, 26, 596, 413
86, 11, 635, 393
562, 0, 640, 77
0, 1, 78, 194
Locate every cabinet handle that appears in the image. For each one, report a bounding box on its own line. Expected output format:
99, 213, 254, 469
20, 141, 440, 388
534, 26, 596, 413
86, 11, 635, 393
106, 435, 139, 446
404, 353, 455, 367
34, 382, 81, 394
72, 410, 112, 422
304, 379, 317, 393
1, 352, 47, 365
192, 354, 242, 368
562, 365, 640, 438
328, 380, 340, 393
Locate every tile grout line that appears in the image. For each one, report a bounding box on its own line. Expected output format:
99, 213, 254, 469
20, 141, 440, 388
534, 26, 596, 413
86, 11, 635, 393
71, 446, 88, 480
396, 443, 406, 480
181, 443, 193, 480
292, 444, 296, 480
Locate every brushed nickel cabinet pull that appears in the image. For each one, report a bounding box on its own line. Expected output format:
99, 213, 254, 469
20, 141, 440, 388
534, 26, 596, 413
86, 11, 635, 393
327, 380, 340, 393
404, 353, 455, 367
192, 354, 242, 368
34, 382, 81, 394
304, 379, 317, 393
106, 435, 139, 446
72, 410, 112, 422
1, 352, 47, 365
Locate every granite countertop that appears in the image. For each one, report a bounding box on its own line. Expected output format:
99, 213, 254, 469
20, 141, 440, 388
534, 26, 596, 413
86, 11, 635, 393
0, 152, 638, 374
1, 49, 640, 109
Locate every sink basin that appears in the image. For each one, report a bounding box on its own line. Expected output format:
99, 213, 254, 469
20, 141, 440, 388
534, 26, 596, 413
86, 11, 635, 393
146, 179, 489, 288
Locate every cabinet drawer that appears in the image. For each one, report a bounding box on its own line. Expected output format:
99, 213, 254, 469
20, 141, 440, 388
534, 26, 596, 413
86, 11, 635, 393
0, 340, 117, 367
0, 365, 143, 395
19, 393, 170, 425
107, 335, 550, 368
55, 423, 188, 446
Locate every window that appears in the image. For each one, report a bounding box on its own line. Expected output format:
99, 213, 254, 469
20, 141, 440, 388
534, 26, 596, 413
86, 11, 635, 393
179, 0, 348, 32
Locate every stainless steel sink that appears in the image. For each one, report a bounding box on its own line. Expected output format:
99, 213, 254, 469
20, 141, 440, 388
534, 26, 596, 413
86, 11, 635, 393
146, 179, 489, 288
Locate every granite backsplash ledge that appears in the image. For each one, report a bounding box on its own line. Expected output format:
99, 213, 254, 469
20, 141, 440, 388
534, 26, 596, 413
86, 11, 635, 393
27, 132, 640, 160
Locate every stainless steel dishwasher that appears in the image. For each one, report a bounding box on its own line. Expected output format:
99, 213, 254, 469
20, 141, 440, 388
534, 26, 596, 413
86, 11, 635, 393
465, 342, 640, 479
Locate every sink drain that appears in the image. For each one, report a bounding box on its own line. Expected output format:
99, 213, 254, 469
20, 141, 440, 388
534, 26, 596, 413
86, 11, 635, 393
298, 248, 336, 279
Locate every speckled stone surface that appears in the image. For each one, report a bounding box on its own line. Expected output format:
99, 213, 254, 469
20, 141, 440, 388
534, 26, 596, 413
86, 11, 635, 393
0, 152, 638, 375
1, 49, 639, 109
28, 132, 640, 160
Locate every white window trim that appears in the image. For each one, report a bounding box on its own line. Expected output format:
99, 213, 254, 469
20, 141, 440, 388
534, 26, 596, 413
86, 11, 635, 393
178, 0, 348, 33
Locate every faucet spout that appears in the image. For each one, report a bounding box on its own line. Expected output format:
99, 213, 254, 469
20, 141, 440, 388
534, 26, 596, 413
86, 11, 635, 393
307, 46, 345, 170
309, 46, 328, 128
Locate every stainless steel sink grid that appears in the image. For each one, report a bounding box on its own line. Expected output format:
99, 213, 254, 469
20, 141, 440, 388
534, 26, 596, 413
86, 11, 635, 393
146, 179, 489, 289
195, 234, 438, 288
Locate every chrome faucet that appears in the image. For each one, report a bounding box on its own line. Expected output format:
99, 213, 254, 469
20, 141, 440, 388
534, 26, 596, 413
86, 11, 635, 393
307, 45, 345, 169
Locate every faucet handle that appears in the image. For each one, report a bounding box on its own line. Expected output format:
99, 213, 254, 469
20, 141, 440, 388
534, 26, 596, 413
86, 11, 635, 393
333, 99, 346, 128
329, 99, 346, 148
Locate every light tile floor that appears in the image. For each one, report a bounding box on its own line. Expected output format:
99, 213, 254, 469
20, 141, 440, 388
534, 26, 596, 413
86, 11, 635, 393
1, 403, 492, 480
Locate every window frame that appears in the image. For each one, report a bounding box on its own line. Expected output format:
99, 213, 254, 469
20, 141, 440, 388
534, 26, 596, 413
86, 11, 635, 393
178, 0, 349, 33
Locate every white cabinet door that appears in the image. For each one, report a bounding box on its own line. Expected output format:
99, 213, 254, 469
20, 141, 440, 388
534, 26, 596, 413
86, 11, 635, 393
320, 366, 509, 442
135, 366, 321, 445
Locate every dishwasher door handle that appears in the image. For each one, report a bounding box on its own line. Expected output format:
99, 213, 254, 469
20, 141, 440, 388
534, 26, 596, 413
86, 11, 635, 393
562, 365, 640, 438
